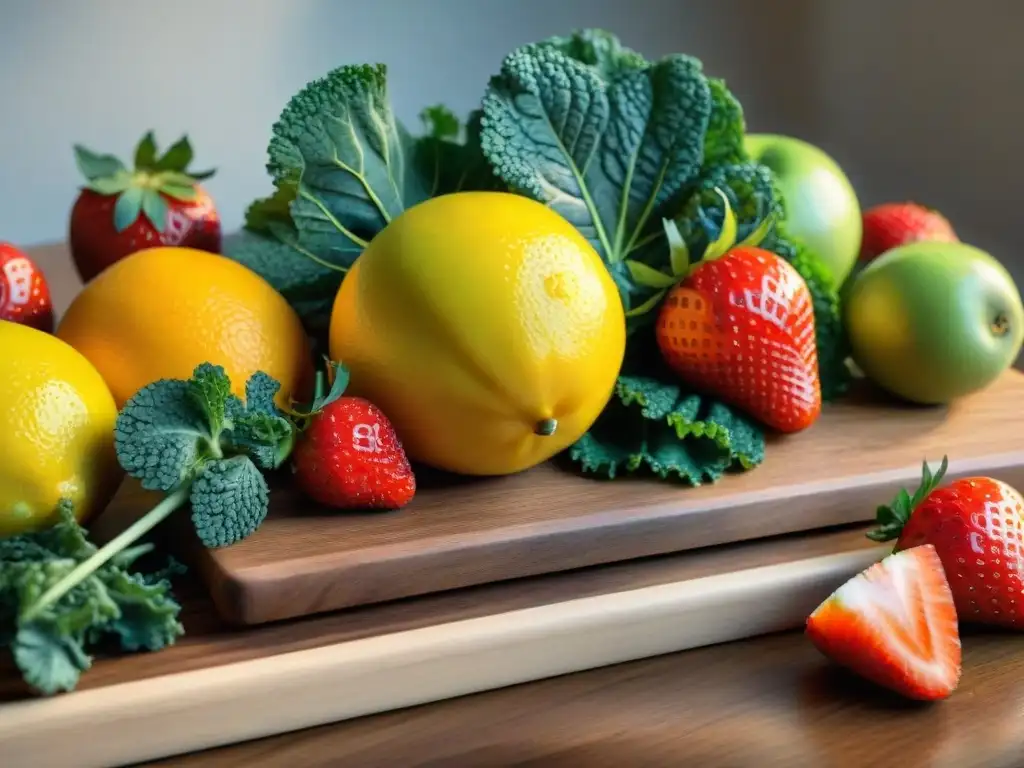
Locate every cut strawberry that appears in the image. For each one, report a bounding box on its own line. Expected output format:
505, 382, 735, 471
805, 544, 961, 701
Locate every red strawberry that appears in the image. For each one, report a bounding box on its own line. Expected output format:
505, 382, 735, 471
860, 202, 958, 263
805, 544, 961, 701
290, 362, 416, 510
868, 456, 1024, 629
655, 245, 821, 433
0, 242, 54, 333
68, 132, 221, 283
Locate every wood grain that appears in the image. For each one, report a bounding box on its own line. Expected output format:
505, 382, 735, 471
0, 526, 886, 767
193, 371, 1024, 624
0, 524, 876, 699
27, 241, 1024, 626
155, 628, 1024, 768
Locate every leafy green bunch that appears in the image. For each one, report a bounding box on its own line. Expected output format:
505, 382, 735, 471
0, 364, 295, 694
226, 28, 849, 486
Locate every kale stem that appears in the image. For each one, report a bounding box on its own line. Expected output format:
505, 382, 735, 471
22, 485, 191, 620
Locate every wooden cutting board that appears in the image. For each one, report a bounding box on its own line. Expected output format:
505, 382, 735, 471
0, 524, 885, 768
100, 370, 1024, 625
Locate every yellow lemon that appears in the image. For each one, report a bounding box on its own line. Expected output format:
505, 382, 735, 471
56, 246, 313, 408
0, 320, 122, 536
329, 191, 626, 476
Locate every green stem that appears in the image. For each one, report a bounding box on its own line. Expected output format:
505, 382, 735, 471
22, 485, 191, 621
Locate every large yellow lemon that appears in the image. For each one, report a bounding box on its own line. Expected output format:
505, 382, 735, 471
56, 247, 313, 408
329, 192, 626, 476
0, 320, 122, 536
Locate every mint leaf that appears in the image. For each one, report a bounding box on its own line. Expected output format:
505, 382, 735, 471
189, 456, 270, 548
480, 36, 712, 312
187, 362, 233, 437
114, 378, 212, 491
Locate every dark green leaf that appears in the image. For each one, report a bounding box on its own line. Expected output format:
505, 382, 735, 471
480, 37, 711, 314
267, 64, 430, 260
113, 186, 144, 232
243, 183, 297, 235
703, 78, 746, 167
134, 131, 159, 170
140, 188, 169, 231
420, 104, 460, 140
154, 135, 194, 172
188, 168, 216, 181
73, 145, 126, 181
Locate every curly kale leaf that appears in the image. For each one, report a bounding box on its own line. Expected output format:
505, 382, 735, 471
268, 63, 426, 250
567, 356, 764, 485
672, 162, 850, 399
703, 78, 746, 167
539, 28, 648, 78
0, 501, 184, 695
479, 33, 712, 313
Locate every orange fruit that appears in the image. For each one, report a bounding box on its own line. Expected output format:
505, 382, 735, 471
56, 246, 313, 408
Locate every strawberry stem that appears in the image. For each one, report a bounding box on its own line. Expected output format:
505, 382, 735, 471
866, 455, 949, 543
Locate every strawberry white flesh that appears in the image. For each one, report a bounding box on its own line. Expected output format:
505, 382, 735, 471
805, 545, 961, 701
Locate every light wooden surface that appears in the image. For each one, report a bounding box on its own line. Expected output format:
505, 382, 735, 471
158, 626, 1024, 768
26, 242, 1024, 625
0, 526, 885, 768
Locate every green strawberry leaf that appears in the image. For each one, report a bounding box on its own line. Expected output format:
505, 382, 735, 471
86, 172, 133, 196
140, 189, 169, 231
134, 132, 159, 170
159, 183, 198, 202
113, 187, 144, 232
74, 145, 126, 182
154, 136, 194, 172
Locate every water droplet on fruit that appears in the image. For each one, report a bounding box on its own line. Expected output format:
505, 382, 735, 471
958, 557, 966, 564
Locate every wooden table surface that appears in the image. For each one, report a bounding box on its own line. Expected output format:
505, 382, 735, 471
147, 626, 1022, 768
25, 243, 1024, 767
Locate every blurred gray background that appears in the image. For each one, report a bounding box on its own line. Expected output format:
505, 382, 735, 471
1, 0, 1020, 280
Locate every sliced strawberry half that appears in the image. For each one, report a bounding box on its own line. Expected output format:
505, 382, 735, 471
805, 544, 961, 701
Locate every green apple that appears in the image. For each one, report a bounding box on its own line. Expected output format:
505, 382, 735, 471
845, 241, 1024, 404
744, 133, 862, 287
